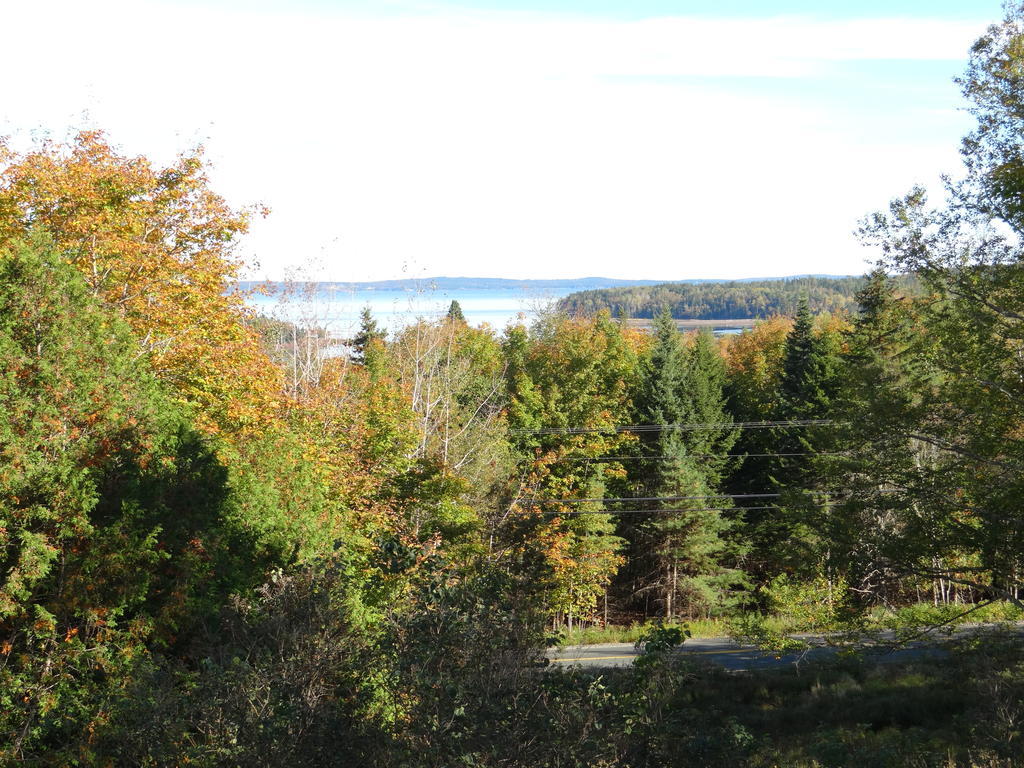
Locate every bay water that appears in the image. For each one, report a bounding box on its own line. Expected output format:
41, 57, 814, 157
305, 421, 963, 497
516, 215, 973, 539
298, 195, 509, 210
243, 284, 566, 338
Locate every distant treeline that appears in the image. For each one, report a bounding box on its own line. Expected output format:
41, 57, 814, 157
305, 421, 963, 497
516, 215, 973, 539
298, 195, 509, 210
557, 275, 920, 319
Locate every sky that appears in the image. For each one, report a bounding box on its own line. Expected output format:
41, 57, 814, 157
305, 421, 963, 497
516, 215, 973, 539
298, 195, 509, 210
0, 0, 1007, 282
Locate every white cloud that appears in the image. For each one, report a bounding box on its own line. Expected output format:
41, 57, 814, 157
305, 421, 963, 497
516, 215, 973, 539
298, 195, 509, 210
0, 1, 987, 280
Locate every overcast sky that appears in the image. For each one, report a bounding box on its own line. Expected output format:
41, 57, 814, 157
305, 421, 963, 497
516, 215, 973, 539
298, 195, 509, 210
0, 0, 1005, 281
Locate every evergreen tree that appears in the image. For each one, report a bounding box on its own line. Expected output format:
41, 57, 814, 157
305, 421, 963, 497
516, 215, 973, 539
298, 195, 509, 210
633, 310, 690, 494
778, 299, 841, 422
818, 270, 923, 604
685, 330, 740, 487
619, 311, 741, 618
748, 299, 842, 580
351, 305, 386, 366
0, 237, 266, 758
446, 299, 467, 325
613, 304, 631, 327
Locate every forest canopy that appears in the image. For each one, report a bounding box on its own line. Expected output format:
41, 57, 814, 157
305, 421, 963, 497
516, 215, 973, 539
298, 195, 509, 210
4, 3, 1024, 766
556, 274, 921, 319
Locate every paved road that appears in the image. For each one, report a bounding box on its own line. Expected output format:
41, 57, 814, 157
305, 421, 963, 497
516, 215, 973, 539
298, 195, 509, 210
545, 627, 1011, 671
547, 637, 842, 671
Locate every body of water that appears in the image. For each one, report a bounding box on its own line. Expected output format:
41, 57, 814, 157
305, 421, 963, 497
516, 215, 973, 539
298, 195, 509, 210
244, 285, 566, 338
243, 283, 757, 339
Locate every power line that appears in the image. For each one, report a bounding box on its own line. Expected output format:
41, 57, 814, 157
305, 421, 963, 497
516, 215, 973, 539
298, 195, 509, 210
534, 505, 789, 516
528, 489, 897, 507
509, 419, 835, 436
550, 452, 842, 462
529, 492, 792, 505
530, 501, 871, 516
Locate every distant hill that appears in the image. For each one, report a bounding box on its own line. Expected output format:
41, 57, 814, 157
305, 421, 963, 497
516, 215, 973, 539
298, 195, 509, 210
235, 274, 857, 294
556, 275, 918, 320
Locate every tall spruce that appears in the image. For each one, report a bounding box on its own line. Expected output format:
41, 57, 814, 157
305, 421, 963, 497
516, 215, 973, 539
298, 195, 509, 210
446, 299, 467, 325
619, 311, 741, 618
772, 299, 842, 490
819, 271, 923, 603
351, 305, 386, 367
778, 300, 840, 422
750, 299, 843, 579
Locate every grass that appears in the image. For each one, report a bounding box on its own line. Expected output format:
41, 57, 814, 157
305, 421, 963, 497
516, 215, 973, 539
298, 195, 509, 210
556, 636, 1024, 766
553, 601, 1024, 648
553, 617, 741, 647
866, 600, 1024, 630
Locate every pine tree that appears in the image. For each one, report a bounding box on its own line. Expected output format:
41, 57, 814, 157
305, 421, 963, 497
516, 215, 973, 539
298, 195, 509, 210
778, 299, 840, 421
351, 305, 386, 366
746, 299, 842, 580
446, 299, 467, 325
818, 270, 921, 603
684, 330, 740, 486
620, 311, 741, 618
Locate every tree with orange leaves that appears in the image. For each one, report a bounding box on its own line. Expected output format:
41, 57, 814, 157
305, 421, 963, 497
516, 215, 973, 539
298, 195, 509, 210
503, 312, 638, 626
0, 131, 280, 437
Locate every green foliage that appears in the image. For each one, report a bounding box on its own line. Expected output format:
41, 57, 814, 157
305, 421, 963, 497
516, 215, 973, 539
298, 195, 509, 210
554, 618, 727, 647
0, 237, 272, 761
730, 573, 854, 657
559, 275, 918, 320
850, 122, 1024, 607
615, 314, 743, 619
446, 299, 466, 324
734, 303, 844, 584
635, 621, 690, 656
958, 2, 1024, 229
778, 301, 841, 422
502, 313, 639, 624
352, 304, 387, 366
12, 7, 1024, 758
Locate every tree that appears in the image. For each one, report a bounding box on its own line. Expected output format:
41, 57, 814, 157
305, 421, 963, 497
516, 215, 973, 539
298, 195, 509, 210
0, 130, 281, 437
817, 271, 932, 606
771, 300, 843, 493
958, 3, 1024, 229
839, 2, 1024, 609
733, 301, 844, 583
620, 312, 741, 618
722, 316, 793, 422
722, 316, 793, 575
446, 299, 467, 325
502, 312, 639, 626
856, 189, 1024, 606
351, 305, 386, 367
0, 237, 268, 760
388, 317, 511, 552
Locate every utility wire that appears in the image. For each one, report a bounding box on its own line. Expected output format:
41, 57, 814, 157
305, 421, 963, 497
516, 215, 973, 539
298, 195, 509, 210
533, 502, 856, 516
523, 488, 900, 509
534, 505, 791, 516
524, 489, 901, 514
529, 492, 792, 505
509, 419, 835, 436
550, 452, 842, 462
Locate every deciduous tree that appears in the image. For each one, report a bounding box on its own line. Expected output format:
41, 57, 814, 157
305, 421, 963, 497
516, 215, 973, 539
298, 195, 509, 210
0, 130, 281, 436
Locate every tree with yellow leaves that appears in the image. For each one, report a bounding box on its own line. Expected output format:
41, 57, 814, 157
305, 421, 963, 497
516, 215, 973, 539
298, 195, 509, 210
0, 131, 281, 437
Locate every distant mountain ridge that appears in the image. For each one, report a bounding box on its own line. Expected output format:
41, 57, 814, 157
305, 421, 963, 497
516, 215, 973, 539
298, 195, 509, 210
235, 274, 855, 292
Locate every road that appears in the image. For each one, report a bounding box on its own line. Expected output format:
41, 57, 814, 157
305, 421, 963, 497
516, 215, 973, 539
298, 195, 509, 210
548, 637, 842, 671
545, 628, 1010, 671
